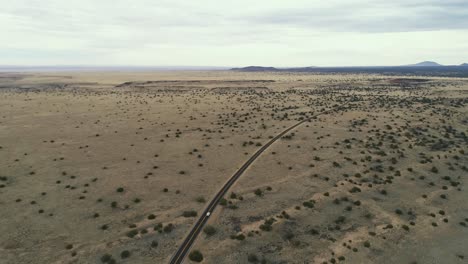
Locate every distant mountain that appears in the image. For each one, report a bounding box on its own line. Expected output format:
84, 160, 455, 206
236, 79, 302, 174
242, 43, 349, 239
231, 66, 279, 72
231, 66, 319, 72
460, 63, 468, 67
406, 61, 443, 67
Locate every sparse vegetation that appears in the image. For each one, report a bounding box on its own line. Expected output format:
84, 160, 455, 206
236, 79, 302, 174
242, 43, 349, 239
1, 70, 466, 264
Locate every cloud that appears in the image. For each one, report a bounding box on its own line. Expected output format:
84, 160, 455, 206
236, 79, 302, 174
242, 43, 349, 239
0, 0, 467, 66
247, 0, 468, 32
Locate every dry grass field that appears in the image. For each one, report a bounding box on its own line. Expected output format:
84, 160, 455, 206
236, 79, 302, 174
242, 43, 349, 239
0, 71, 467, 264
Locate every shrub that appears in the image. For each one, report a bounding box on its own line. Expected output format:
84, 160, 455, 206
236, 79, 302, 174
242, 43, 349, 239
148, 214, 156, 220
163, 223, 174, 233
219, 198, 228, 206
259, 218, 275, 231
248, 253, 259, 263
126, 229, 138, 238
120, 250, 131, 259
189, 250, 204, 262
196, 196, 206, 203
203, 225, 217, 236
183, 210, 197, 217
101, 254, 112, 263
151, 240, 158, 248
363, 241, 371, 248
116, 187, 124, 193
309, 228, 319, 235
231, 233, 245, 240
303, 201, 315, 208
254, 189, 263, 196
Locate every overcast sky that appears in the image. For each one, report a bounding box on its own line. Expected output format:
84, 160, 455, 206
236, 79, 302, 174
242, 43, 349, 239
1, 0, 467, 67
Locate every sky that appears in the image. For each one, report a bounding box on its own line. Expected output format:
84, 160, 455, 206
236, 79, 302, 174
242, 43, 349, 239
1, 0, 467, 67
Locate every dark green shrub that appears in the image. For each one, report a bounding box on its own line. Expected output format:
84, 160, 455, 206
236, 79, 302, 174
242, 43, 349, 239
126, 229, 138, 238
219, 198, 228, 206
189, 250, 203, 262
148, 214, 156, 220
120, 250, 131, 259
151, 240, 158, 248
163, 223, 174, 233
248, 253, 259, 263
196, 196, 206, 203
100, 254, 112, 263
183, 210, 197, 217
203, 225, 217, 236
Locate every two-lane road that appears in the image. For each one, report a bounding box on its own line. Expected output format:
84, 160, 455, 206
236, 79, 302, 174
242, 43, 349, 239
169, 104, 347, 264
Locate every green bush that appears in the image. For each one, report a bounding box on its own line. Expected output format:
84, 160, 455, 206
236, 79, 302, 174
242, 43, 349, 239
189, 250, 203, 262
100, 254, 112, 263
196, 196, 206, 203
203, 225, 217, 236
120, 250, 131, 259
219, 198, 228, 206
126, 229, 138, 238
151, 240, 158, 248
303, 201, 315, 208
183, 210, 197, 217
231, 233, 245, 240
148, 214, 156, 220
248, 253, 259, 263
163, 223, 174, 233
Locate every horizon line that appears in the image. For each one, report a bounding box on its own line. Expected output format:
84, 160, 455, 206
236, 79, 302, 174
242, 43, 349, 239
0, 63, 467, 72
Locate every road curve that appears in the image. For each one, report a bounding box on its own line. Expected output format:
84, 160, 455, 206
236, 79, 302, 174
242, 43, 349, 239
169, 104, 347, 264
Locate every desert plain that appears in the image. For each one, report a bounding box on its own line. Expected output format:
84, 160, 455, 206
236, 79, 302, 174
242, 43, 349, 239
0, 71, 467, 264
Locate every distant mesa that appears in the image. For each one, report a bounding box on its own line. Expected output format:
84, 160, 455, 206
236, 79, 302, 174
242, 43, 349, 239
231, 66, 317, 72
460, 63, 468, 67
406, 61, 443, 67
231, 66, 279, 72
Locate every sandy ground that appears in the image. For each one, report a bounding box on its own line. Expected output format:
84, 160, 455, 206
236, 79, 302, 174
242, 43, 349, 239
0, 71, 467, 264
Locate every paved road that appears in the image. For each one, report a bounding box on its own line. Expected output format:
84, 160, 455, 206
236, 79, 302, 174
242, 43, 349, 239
169, 105, 346, 264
